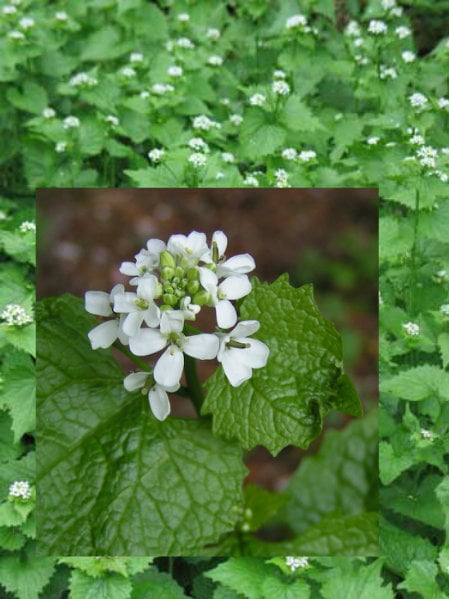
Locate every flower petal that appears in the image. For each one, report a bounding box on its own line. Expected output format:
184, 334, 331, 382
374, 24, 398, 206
220, 349, 252, 387
230, 320, 260, 338
113, 292, 138, 313
88, 320, 118, 349
238, 339, 270, 368
160, 310, 184, 335
120, 261, 139, 276
219, 275, 251, 300
148, 385, 171, 421
199, 267, 218, 296
217, 253, 255, 276
143, 304, 160, 328
85, 291, 112, 317
137, 275, 158, 300
123, 371, 148, 392
122, 311, 145, 337
216, 299, 237, 329
182, 333, 219, 360
154, 346, 184, 387
129, 328, 166, 356
212, 230, 228, 257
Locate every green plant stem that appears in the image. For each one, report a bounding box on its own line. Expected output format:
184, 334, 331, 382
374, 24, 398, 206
409, 187, 421, 316
184, 354, 203, 415
113, 342, 151, 371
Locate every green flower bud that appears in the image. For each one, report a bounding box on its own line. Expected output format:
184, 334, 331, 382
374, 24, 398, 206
187, 267, 199, 281
175, 288, 185, 298
174, 266, 184, 278
155, 282, 163, 299
163, 282, 174, 294
134, 298, 149, 310
187, 280, 200, 295
160, 250, 176, 269
172, 276, 181, 286
161, 266, 175, 281
163, 293, 178, 306
193, 290, 210, 306
160, 304, 172, 312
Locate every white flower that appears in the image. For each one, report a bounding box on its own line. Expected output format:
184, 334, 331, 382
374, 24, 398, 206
188, 137, 209, 152
151, 83, 174, 95
85, 284, 128, 349
120, 238, 166, 280
420, 428, 434, 440
177, 12, 190, 22
282, 148, 297, 160
345, 21, 360, 37
129, 311, 219, 387
379, 65, 397, 80
168, 65, 183, 77
55, 11, 68, 21
440, 304, 449, 316
395, 25, 411, 39
2, 5, 17, 14
221, 152, 235, 163
298, 150, 317, 162
113, 276, 161, 337
275, 168, 289, 187
180, 296, 201, 320
176, 37, 194, 49
229, 114, 243, 126
273, 69, 286, 79
8, 31, 25, 41
368, 20, 387, 35
436, 171, 448, 183
69, 72, 98, 87
105, 114, 119, 127
124, 371, 178, 421
216, 320, 269, 386
1, 304, 33, 326
19, 221, 35, 232
205, 230, 255, 279
55, 141, 67, 153
140, 90, 150, 99
249, 93, 266, 106
62, 115, 80, 129
353, 38, 364, 47
402, 321, 420, 336
381, 0, 397, 9
19, 17, 35, 29
130, 52, 143, 63
367, 136, 379, 145
285, 556, 309, 571
192, 115, 221, 130
410, 133, 424, 145
148, 148, 165, 163
43, 107, 56, 118
199, 268, 251, 328
216, 171, 225, 180
409, 93, 428, 109
402, 51, 416, 63
220, 97, 230, 106
206, 28, 221, 40
416, 146, 437, 168
286, 14, 308, 30
244, 175, 259, 186
207, 55, 223, 66
188, 152, 207, 167
167, 231, 209, 266
438, 98, 449, 109
9, 480, 32, 500
121, 66, 136, 78
272, 80, 290, 95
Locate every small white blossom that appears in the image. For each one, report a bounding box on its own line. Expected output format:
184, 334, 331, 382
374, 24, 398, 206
130, 52, 143, 63
354, 37, 364, 47
282, 148, 297, 160
221, 152, 235, 163
395, 25, 411, 39
420, 428, 434, 440
167, 65, 183, 77
216, 171, 225, 180
148, 148, 165, 163
403, 321, 420, 336
273, 69, 286, 79
8, 30, 25, 41
440, 304, 449, 316
55, 141, 67, 153
85, 285, 129, 349
123, 371, 179, 421
244, 175, 259, 187
199, 268, 252, 329
113, 276, 160, 337
188, 137, 209, 153
381, 0, 397, 9
1, 304, 33, 326
275, 168, 289, 187
176, 37, 194, 49
188, 152, 207, 167
177, 12, 190, 22
379, 65, 397, 80
206, 28, 221, 41
43, 107, 56, 119
105, 114, 119, 127
409, 92, 428, 109
345, 21, 361, 37
410, 133, 425, 145
207, 55, 223, 66
249, 93, 266, 106
285, 556, 309, 571
298, 150, 317, 162
286, 14, 308, 30
437, 171, 448, 183
416, 146, 438, 168
229, 114, 243, 126
121, 66, 136, 78
19, 221, 36, 233
368, 20, 388, 35
272, 80, 290, 95
220, 97, 230, 106
192, 115, 221, 130
19, 17, 35, 29
140, 90, 150, 99
62, 115, 80, 129
402, 51, 416, 63
367, 136, 380, 145
151, 83, 174, 95
9, 481, 32, 500
2, 5, 17, 14
55, 11, 68, 21
69, 72, 98, 88
438, 98, 449, 109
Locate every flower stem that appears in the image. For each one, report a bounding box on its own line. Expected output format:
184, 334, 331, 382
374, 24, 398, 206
112, 342, 151, 372
409, 187, 421, 315
184, 354, 204, 415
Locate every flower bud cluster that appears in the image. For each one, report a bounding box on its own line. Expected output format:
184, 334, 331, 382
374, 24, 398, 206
85, 231, 269, 420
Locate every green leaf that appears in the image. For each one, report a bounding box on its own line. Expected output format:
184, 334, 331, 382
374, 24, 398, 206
243, 484, 289, 532
80, 27, 126, 62
206, 558, 278, 599
131, 567, 187, 599
261, 576, 310, 599
398, 560, 446, 599
59, 557, 152, 578
0, 323, 36, 357
438, 333, 449, 369
0, 410, 22, 461
0, 526, 27, 551
281, 96, 324, 132
379, 216, 414, 262
203, 275, 361, 455
0, 552, 55, 599
278, 411, 378, 535
69, 570, 132, 599
240, 110, 286, 159
6, 82, 48, 115
320, 559, 393, 599
0, 230, 35, 265
1, 352, 36, 440
380, 365, 449, 402
37, 295, 246, 555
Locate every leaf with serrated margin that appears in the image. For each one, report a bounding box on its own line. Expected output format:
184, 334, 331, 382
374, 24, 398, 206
1, 351, 35, 440
69, 570, 132, 599
0, 550, 55, 599
203, 275, 361, 455
131, 567, 187, 599
398, 560, 446, 599
206, 558, 279, 599
380, 365, 449, 402
37, 295, 246, 555
320, 559, 393, 599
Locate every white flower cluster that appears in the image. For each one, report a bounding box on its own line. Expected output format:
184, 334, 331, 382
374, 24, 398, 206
272, 80, 290, 95
402, 321, 420, 336
85, 231, 269, 420
440, 304, 449, 317
148, 148, 165, 163
286, 14, 308, 31
192, 115, 221, 130
151, 83, 174, 95
409, 92, 428, 110
62, 115, 80, 129
1, 304, 33, 326
69, 72, 98, 88
249, 93, 266, 107
19, 220, 35, 232
285, 556, 309, 571
368, 20, 388, 35
9, 480, 32, 500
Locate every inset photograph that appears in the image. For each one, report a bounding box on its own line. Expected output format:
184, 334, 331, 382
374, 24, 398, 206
36, 188, 378, 556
